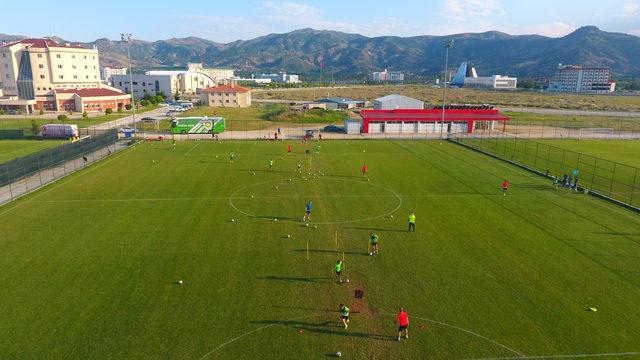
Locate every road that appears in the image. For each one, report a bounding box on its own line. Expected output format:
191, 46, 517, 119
92, 107, 169, 130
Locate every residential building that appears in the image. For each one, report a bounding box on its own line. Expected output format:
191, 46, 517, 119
451, 62, 517, 89
373, 94, 424, 110
255, 72, 301, 83
371, 69, 404, 82
549, 65, 615, 93
100, 66, 127, 83
199, 83, 251, 108
0, 38, 129, 113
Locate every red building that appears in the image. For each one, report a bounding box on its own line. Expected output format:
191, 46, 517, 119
361, 108, 510, 134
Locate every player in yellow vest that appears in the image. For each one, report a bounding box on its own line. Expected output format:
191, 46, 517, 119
408, 212, 416, 232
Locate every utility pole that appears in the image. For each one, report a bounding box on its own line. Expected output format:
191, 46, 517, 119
121, 33, 135, 130
440, 39, 454, 139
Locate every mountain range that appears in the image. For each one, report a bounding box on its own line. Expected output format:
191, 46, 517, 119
2, 26, 640, 78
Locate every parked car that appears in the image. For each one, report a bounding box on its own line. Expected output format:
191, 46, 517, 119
305, 129, 316, 138
118, 126, 139, 133
322, 125, 345, 133
140, 117, 156, 122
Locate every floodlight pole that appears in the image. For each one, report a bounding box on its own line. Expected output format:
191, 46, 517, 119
121, 33, 135, 130
440, 39, 453, 139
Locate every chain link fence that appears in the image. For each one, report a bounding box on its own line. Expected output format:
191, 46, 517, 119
451, 131, 640, 211
0, 129, 125, 205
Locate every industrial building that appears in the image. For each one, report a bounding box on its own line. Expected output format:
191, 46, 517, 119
255, 72, 300, 83
360, 107, 510, 134
317, 97, 365, 109
0, 38, 130, 113
371, 69, 404, 82
548, 65, 615, 93
110, 63, 235, 97
373, 94, 424, 110
451, 62, 517, 89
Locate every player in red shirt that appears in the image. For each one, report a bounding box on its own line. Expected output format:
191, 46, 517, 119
362, 164, 368, 177
397, 307, 409, 341
502, 179, 509, 196
287, 145, 292, 153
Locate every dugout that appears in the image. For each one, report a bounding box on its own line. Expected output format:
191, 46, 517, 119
361, 108, 509, 134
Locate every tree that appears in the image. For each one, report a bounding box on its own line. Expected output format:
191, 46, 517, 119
105, 108, 113, 115
38, 109, 44, 115
82, 111, 88, 118
125, 104, 132, 110
118, 107, 124, 113
0, 109, 4, 115
57, 114, 68, 121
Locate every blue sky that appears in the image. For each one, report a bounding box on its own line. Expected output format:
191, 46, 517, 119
3, 0, 639, 42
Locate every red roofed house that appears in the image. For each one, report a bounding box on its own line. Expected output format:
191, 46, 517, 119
0, 38, 130, 113
199, 82, 251, 108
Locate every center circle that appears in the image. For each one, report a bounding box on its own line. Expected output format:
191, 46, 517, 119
228, 177, 402, 225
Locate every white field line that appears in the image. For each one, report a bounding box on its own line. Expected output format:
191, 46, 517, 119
465, 352, 640, 360
184, 142, 200, 156
381, 313, 525, 357
0, 142, 137, 217
198, 314, 322, 359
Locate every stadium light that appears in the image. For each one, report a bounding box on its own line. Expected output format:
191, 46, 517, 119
121, 33, 135, 130
440, 39, 454, 139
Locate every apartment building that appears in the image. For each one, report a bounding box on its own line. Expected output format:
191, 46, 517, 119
0, 38, 129, 113
549, 65, 616, 93
199, 83, 251, 108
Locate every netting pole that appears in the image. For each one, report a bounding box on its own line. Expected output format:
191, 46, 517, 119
559, 149, 565, 173
37, 157, 43, 187
590, 158, 597, 189
630, 168, 638, 206
609, 163, 617, 198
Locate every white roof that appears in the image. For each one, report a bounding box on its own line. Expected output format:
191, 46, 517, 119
374, 94, 422, 102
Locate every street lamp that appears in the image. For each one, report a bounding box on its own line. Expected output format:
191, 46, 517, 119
440, 39, 454, 139
121, 33, 135, 129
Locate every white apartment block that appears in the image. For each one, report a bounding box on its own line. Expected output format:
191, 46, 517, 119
100, 66, 127, 83
549, 65, 615, 93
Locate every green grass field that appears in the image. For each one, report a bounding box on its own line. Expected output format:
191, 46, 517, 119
0, 140, 63, 163
0, 140, 639, 359
537, 140, 640, 168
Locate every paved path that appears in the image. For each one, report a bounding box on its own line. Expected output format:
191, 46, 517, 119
500, 107, 640, 118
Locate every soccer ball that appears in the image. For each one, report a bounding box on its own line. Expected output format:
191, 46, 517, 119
305, 223, 309, 227
390, 215, 394, 218
346, 279, 350, 283
274, 218, 278, 222
177, 280, 183, 284
231, 219, 235, 222
152, 160, 156, 164
289, 179, 292, 181
275, 186, 279, 190
370, 252, 373, 256
336, 351, 342, 357
287, 235, 291, 238
251, 195, 254, 198
314, 225, 318, 229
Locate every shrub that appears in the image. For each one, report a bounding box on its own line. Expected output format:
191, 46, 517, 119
105, 108, 113, 115
31, 120, 39, 135
39, 109, 44, 115
118, 107, 124, 113
57, 114, 68, 121
0, 109, 4, 115
82, 111, 88, 118
125, 104, 132, 110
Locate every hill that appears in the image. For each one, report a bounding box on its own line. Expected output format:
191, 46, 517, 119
2, 26, 639, 77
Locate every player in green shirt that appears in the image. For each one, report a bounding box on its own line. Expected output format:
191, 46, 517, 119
335, 260, 343, 284
316, 143, 321, 154
229, 152, 235, 163
269, 159, 274, 171
339, 303, 350, 329
369, 232, 379, 255
408, 212, 416, 232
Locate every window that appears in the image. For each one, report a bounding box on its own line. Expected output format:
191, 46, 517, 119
5, 74, 9, 78
40, 75, 45, 79
2, 53, 5, 57
71, 55, 75, 59
56, 54, 61, 58
3, 63, 6, 68
83, 56, 87, 59
84, 65, 87, 69
58, 65, 62, 69
73, 75, 78, 79
37, 54, 42, 58
72, 65, 76, 69
226, 99, 229, 103
38, 64, 44, 68
85, 75, 89, 79
59, 75, 64, 79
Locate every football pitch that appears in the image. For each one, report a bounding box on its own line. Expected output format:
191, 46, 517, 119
0, 140, 62, 163
0, 140, 639, 359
